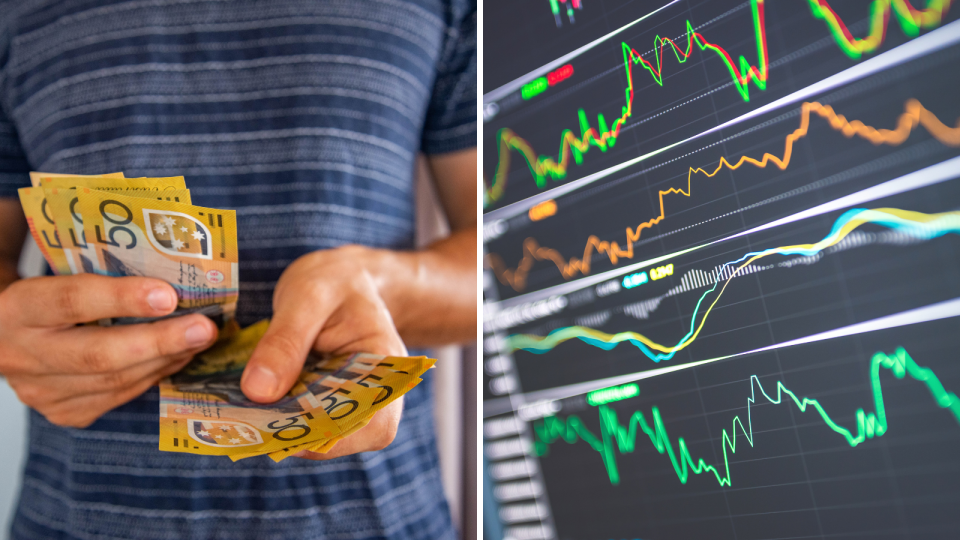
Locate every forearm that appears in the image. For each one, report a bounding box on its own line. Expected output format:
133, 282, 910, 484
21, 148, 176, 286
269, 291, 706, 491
0, 261, 18, 291
366, 226, 477, 347
0, 198, 27, 292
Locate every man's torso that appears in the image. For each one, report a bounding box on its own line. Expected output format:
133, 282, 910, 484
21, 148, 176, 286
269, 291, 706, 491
0, 1, 471, 538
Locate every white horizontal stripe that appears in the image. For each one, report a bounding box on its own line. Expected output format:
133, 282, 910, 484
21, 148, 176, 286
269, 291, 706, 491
193, 182, 410, 209
48, 161, 412, 192
18, 34, 434, 97
26, 442, 371, 477
15, 15, 439, 71
21, 55, 428, 113
237, 202, 411, 227
32, 105, 419, 160
51, 137, 409, 178
236, 238, 380, 250
66, 430, 157, 443
48, 127, 412, 164
16, 492, 382, 540
23, 87, 420, 144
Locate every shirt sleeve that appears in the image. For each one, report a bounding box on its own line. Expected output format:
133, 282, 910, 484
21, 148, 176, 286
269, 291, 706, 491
420, 0, 477, 155
0, 35, 30, 198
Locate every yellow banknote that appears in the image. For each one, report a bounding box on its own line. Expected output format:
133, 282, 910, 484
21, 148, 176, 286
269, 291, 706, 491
158, 384, 356, 458
281, 373, 424, 461
161, 362, 383, 458
155, 320, 437, 461
41, 175, 188, 273
17, 187, 72, 275
29, 171, 124, 187
19, 176, 147, 274
181, 319, 268, 370
299, 355, 434, 394
76, 188, 239, 321
300, 356, 435, 456
261, 370, 422, 462
276, 379, 427, 460
304, 353, 431, 377
271, 358, 433, 461
172, 322, 387, 460
46, 187, 191, 275
233, 376, 395, 462
308, 415, 375, 454
159, 321, 373, 457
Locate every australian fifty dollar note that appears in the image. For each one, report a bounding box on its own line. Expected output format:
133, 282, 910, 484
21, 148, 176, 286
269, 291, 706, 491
159, 320, 435, 461
41, 175, 189, 276
265, 354, 434, 462
158, 321, 368, 458
18, 174, 188, 275
75, 188, 239, 322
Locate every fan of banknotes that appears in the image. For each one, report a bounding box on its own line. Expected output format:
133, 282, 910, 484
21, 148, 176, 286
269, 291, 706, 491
18, 172, 434, 462
18, 171, 239, 325
159, 320, 435, 462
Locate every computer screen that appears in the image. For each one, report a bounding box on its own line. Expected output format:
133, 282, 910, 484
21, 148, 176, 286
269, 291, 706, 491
481, 2, 960, 539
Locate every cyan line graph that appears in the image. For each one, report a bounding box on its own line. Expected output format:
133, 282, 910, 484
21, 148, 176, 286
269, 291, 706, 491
510, 208, 960, 360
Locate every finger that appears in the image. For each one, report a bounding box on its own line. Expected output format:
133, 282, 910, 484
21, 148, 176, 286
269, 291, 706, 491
296, 397, 404, 460
240, 278, 351, 403
18, 352, 194, 407
37, 313, 217, 375
37, 352, 195, 428
2, 274, 178, 328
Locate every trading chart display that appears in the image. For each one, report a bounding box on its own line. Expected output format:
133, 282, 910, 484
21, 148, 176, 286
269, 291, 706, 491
482, 2, 960, 540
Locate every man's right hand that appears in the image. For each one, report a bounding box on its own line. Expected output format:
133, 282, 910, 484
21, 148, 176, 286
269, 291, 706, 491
0, 274, 218, 428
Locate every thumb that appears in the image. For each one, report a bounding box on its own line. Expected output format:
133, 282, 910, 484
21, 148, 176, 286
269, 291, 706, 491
241, 292, 327, 403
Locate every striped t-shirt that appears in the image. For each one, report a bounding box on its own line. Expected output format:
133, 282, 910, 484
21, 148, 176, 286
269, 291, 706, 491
0, 1, 476, 539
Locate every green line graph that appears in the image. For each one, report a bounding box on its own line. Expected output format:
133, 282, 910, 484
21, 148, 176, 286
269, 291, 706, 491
485, 0, 955, 206
532, 347, 960, 486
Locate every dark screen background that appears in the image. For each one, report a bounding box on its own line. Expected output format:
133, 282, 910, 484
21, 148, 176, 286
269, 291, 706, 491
482, 2, 960, 540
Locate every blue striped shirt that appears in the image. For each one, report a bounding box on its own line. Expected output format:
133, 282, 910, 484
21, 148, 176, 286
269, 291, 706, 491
0, 1, 476, 538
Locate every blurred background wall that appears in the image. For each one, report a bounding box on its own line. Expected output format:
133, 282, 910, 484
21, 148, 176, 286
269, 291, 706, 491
0, 157, 477, 540
0, 231, 41, 538
0, 373, 26, 538
415, 156, 478, 540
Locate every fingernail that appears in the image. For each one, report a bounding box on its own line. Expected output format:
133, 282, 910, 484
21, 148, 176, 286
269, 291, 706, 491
147, 288, 175, 311
245, 367, 279, 399
185, 323, 212, 346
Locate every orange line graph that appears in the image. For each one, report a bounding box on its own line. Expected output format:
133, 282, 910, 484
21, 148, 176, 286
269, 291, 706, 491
486, 99, 960, 291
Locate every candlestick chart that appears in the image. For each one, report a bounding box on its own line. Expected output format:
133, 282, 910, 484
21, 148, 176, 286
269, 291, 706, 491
483, 3, 960, 539
549, 0, 582, 28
